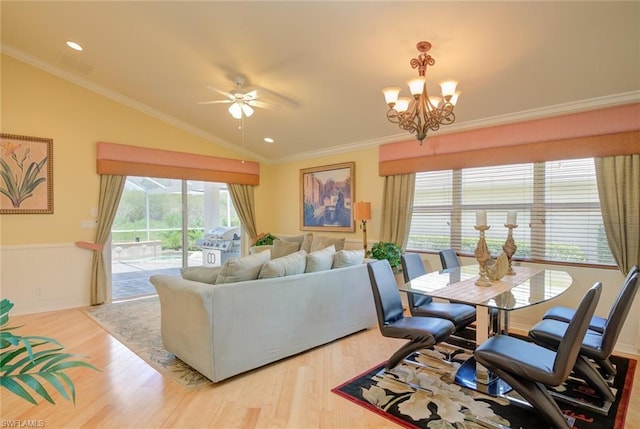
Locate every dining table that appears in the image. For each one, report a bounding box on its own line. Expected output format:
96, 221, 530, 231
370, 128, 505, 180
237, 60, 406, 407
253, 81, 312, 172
401, 263, 573, 394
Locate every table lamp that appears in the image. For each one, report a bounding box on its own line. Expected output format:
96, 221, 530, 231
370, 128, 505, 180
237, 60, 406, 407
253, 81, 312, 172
354, 201, 372, 253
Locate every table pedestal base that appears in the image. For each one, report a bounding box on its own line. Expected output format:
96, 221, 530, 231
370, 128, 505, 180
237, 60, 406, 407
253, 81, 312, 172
454, 357, 512, 396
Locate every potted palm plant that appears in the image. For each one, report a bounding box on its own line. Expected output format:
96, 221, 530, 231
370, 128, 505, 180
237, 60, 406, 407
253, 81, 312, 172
0, 298, 99, 405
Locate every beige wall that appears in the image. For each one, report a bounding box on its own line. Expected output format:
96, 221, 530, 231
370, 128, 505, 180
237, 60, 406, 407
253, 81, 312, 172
256, 149, 383, 245
1, 54, 247, 246
2, 55, 638, 354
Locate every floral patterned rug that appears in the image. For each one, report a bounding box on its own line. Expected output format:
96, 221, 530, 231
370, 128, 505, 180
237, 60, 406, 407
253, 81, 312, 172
333, 344, 635, 428
83, 296, 211, 391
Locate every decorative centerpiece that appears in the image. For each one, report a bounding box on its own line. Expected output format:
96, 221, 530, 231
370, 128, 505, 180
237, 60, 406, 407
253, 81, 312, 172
474, 210, 492, 287
502, 211, 518, 275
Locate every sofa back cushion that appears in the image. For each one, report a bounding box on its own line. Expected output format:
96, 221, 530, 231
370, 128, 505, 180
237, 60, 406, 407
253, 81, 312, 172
332, 249, 365, 268
280, 233, 314, 254
271, 239, 301, 259
181, 266, 222, 284
310, 236, 345, 252
305, 245, 336, 273
216, 250, 271, 284
258, 250, 307, 279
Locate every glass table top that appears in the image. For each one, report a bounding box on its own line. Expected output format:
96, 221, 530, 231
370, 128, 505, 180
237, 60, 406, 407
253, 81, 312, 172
401, 265, 573, 311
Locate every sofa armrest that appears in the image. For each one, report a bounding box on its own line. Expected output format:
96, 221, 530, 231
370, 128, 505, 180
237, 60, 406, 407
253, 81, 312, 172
149, 275, 217, 381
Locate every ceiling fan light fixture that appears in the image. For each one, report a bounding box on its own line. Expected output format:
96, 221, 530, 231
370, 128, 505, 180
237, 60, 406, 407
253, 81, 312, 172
228, 102, 243, 119
241, 103, 254, 118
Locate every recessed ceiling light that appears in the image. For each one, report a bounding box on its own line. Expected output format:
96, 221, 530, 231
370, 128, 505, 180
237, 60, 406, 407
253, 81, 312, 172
264, 137, 274, 144
66, 41, 83, 51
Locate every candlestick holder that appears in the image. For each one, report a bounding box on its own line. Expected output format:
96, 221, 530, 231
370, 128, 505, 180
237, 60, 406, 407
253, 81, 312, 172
502, 223, 518, 275
474, 225, 492, 287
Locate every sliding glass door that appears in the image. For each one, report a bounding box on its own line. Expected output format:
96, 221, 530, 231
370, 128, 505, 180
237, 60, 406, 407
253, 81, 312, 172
110, 177, 239, 300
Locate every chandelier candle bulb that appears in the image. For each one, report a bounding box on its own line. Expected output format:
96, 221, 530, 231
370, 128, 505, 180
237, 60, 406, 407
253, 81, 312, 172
476, 210, 487, 227
507, 211, 517, 225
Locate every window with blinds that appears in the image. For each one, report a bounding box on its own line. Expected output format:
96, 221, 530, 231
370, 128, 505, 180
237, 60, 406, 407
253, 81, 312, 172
407, 158, 615, 266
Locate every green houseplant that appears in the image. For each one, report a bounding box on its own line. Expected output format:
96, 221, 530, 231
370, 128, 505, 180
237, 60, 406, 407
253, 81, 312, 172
0, 299, 99, 405
367, 241, 403, 273
254, 232, 278, 246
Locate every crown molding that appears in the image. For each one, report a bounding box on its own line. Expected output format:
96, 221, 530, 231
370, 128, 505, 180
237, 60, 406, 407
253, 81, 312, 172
4, 44, 637, 166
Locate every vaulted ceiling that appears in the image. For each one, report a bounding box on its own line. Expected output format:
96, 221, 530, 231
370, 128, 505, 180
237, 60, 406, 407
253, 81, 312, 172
2, 1, 639, 163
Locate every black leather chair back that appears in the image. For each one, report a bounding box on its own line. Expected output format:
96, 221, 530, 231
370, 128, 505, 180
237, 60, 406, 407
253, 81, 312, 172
600, 271, 639, 356
401, 253, 432, 307
439, 249, 460, 270
552, 282, 602, 383
367, 260, 405, 326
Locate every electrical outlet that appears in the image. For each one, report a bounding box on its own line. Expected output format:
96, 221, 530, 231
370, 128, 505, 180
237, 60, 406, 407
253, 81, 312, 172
81, 219, 98, 229
34, 287, 42, 297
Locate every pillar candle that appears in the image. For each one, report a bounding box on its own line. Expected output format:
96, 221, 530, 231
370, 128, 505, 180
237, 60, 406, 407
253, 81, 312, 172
476, 210, 487, 227
507, 211, 517, 225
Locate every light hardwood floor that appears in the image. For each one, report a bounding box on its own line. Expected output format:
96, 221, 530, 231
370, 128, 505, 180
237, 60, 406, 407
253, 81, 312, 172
1, 306, 638, 429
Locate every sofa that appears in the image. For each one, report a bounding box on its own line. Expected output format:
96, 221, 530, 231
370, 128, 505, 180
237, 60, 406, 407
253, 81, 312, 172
150, 238, 377, 383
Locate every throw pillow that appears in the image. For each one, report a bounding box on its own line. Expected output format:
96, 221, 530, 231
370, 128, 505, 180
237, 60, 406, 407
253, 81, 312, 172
332, 249, 365, 268
215, 250, 271, 284
258, 250, 307, 279
180, 266, 222, 284
310, 236, 345, 252
305, 245, 336, 273
271, 239, 301, 259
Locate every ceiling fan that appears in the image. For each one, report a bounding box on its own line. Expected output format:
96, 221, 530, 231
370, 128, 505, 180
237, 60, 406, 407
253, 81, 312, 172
198, 75, 280, 119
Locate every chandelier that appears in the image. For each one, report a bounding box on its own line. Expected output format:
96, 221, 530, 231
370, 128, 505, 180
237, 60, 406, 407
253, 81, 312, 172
382, 41, 460, 144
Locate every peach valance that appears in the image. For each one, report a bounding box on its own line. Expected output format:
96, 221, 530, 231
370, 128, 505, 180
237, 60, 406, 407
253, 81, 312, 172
96, 142, 259, 185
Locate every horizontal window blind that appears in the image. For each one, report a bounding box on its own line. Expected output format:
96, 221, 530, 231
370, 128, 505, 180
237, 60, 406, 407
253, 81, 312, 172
408, 158, 614, 266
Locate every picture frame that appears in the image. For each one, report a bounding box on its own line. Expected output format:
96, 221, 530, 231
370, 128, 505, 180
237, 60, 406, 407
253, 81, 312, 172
300, 162, 354, 232
0, 133, 53, 214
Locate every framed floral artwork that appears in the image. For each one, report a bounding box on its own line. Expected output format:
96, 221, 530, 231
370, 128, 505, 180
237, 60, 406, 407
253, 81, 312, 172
0, 133, 53, 214
300, 162, 354, 232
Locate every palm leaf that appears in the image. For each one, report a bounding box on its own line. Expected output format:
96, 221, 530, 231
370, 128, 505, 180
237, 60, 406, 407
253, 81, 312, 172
0, 298, 100, 405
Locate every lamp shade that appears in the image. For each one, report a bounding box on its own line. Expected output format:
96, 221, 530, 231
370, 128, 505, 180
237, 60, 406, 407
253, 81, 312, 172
354, 201, 371, 221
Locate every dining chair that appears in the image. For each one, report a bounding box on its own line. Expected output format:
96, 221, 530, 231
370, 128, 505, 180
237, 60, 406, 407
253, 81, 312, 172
528, 271, 639, 403
367, 259, 456, 370
541, 265, 639, 334
475, 282, 602, 429
439, 249, 461, 270
401, 253, 476, 334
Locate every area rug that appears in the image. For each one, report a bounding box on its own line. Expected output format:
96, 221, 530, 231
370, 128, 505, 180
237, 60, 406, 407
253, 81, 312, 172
84, 296, 211, 391
332, 345, 636, 429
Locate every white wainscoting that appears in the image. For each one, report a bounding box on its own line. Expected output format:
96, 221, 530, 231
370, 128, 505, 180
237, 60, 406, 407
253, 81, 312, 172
0, 243, 93, 315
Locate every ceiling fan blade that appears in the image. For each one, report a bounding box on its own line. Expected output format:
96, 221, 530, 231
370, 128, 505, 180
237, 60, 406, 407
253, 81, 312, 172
206, 86, 235, 100
197, 100, 233, 105
243, 89, 258, 100
248, 99, 281, 110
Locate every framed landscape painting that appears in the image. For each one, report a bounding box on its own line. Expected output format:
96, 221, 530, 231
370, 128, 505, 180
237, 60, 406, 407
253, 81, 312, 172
300, 162, 354, 232
0, 133, 53, 214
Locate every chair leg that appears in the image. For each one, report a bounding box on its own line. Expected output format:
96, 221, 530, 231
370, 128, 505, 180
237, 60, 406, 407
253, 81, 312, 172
574, 356, 615, 402
386, 338, 435, 370
491, 367, 572, 429
596, 358, 616, 379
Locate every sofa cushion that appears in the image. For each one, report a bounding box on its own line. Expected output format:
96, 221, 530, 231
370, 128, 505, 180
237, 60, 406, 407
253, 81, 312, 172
332, 249, 365, 268
280, 233, 313, 252
271, 239, 301, 259
180, 266, 222, 284
249, 245, 272, 254
258, 250, 307, 279
215, 250, 271, 284
305, 245, 336, 273
310, 236, 345, 252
